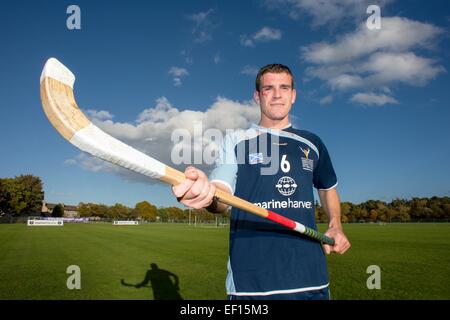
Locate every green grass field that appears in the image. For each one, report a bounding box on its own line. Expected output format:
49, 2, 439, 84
0, 223, 449, 300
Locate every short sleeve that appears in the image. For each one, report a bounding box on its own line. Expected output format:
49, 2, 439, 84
209, 133, 238, 194
313, 138, 338, 190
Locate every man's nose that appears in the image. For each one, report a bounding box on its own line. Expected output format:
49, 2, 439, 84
273, 87, 281, 98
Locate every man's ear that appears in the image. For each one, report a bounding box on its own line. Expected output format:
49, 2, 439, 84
291, 88, 297, 104
253, 90, 260, 104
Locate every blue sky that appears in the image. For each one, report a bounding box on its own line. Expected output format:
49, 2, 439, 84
0, 0, 449, 208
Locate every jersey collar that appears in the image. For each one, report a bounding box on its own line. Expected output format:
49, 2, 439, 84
251, 123, 292, 133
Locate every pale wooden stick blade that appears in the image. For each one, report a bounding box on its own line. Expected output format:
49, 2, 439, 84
40, 58, 91, 141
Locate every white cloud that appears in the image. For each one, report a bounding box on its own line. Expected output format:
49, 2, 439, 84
168, 67, 189, 87
381, 86, 391, 94
64, 159, 77, 165
180, 49, 194, 65
350, 92, 399, 106
262, 0, 393, 26
240, 35, 254, 47
186, 9, 217, 43
307, 51, 445, 91
361, 52, 445, 87
319, 95, 333, 105
187, 9, 213, 25
302, 17, 445, 103
168, 67, 188, 77
241, 65, 259, 76
241, 27, 282, 47
213, 53, 222, 64
136, 97, 179, 124
329, 74, 363, 90
85, 110, 114, 121
173, 78, 182, 87
254, 27, 282, 41
302, 17, 443, 64
72, 153, 116, 173
66, 97, 261, 182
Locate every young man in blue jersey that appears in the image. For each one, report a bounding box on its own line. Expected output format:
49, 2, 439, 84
172, 64, 350, 300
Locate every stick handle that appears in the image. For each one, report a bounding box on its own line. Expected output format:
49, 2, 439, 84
302, 226, 335, 245
161, 166, 335, 245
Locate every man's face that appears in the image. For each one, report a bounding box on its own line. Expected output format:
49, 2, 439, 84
254, 72, 296, 123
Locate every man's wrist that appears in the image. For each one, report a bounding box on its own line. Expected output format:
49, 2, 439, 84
328, 218, 342, 230
206, 196, 219, 213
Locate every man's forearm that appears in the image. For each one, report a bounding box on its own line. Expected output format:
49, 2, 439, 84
318, 188, 351, 254
318, 188, 342, 230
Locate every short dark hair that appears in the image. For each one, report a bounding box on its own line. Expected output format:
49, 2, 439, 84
255, 63, 294, 91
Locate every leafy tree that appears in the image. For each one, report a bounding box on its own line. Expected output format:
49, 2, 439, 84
369, 209, 378, 222
341, 202, 352, 223
166, 206, 186, 222
0, 178, 12, 214
51, 204, 64, 217
91, 203, 109, 218
430, 204, 444, 219
157, 208, 169, 222
352, 206, 368, 222
315, 202, 327, 223
397, 209, 411, 222
77, 203, 91, 217
78, 203, 108, 218
443, 204, 450, 218
107, 203, 133, 219
135, 201, 158, 221
193, 208, 215, 222
0, 175, 44, 215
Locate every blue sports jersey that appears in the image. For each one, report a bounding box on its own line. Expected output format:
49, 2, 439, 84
210, 123, 338, 297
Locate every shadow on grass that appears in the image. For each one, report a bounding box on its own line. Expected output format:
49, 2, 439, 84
121, 263, 183, 300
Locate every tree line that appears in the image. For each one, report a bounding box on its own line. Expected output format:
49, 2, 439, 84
316, 197, 450, 223
0, 175, 227, 223
1, 175, 449, 222
76, 201, 228, 223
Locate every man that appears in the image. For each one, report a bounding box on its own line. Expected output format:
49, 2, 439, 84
172, 64, 350, 300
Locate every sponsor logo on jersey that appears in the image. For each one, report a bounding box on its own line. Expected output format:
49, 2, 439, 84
249, 152, 264, 164
300, 147, 314, 172
275, 176, 297, 196
301, 147, 310, 159
254, 198, 312, 210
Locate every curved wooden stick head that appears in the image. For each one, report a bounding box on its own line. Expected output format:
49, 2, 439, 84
40, 58, 91, 141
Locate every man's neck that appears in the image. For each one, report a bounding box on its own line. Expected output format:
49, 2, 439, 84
258, 118, 291, 129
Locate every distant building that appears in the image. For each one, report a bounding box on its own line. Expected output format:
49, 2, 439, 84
41, 201, 79, 218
